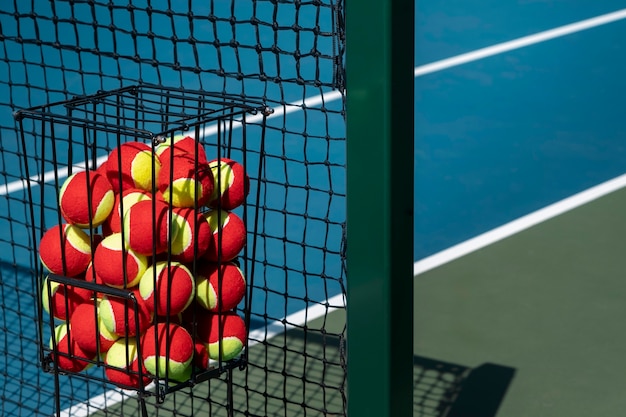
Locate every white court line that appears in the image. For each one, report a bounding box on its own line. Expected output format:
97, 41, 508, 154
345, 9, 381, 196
414, 173, 626, 276
60, 293, 346, 417
44, 7, 626, 415
7, 9, 626, 196
415, 8, 626, 77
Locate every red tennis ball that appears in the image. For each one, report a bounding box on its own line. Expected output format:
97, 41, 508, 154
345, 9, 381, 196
193, 340, 210, 370
141, 322, 194, 382
103, 188, 152, 235
93, 233, 149, 288
84, 262, 106, 285
39, 224, 92, 277
122, 199, 176, 256
49, 323, 95, 373
70, 300, 119, 355
202, 209, 246, 262
158, 154, 214, 208
60, 170, 115, 228
139, 261, 195, 317
170, 207, 211, 263
156, 135, 208, 165
42, 276, 92, 321
106, 142, 160, 193
196, 310, 247, 362
207, 158, 249, 210
195, 261, 246, 312
100, 289, 152, 337
105, 337, 151, 389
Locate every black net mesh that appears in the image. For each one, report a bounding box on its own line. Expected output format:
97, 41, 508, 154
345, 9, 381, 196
0, 1, 347, 416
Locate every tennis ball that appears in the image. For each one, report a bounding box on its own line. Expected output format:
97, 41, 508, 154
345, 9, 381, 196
193, 340, 210, 370
141, 322, 194, 381
93, 233, 148, 288
139, 261, 195, 317
170, 207, 211, 263
100, 289, 152, 337
39, 224, 92, 277
196, 310, 247, 362
158, 154, 214, 208
70, 300, 119, 355
156, 135, 208, 164
195, 261, 246, 312
60, 170, 115, 228
42, 276, 92, 321
103, 188, 152, 235
106, 142, 160, 193
84, 262, 106, 285
207, 158, 249, 210
105, 337, 151, 389
49, 323, 95, 372
122, 199, 176, 256
202, 209, 246, 262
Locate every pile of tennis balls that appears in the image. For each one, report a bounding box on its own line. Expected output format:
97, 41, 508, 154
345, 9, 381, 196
39, 136, 250, 389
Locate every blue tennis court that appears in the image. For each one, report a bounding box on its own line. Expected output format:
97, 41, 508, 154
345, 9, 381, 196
1, 1, 626, 416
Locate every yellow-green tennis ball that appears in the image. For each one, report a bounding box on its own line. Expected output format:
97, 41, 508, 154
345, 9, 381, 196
155, 135, 208, 164
195, 261, 246, 312
202, 209, 246, 262
100, 289, 153, 338
105, 337, 151, 389
139, 261, 195, 317
49, 323, 95, 372
70, 300, 119, 355
103, 188, 152, 235
207, 158, 249, 210
158, 154, 214, 208
170, 207, 211, 262
39, 224, 92, 277
140, 322, 194, 382
106, 142, 160, 193
60, 170, 115, 228
93, 233, 148, 288
42, 275, 91, 321
122, 199, 176, 256
196, 310, 247, 362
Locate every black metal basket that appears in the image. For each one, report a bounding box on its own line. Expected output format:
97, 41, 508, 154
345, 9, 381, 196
13, 84, 271, 413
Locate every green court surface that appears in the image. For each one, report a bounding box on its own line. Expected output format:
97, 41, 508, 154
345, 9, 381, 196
413, 186, 626, 416
86, 315, 347, 417
89, 185, 626, 417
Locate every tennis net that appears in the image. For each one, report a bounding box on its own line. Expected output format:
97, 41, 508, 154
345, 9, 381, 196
0, 1, 347, 416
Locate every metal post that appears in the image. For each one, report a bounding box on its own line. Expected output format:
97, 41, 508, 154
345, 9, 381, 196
345, 0, 415, 415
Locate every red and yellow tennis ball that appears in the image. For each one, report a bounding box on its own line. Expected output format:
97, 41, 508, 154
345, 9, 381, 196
69, 300, 119, 355
207, 158, 249, 210
122, 199, 176, 256
196, 310, 247, 361
158, 154, 214, 208
106, 142, 160, 193
103, 188, 152, 235
195, 262, 246, 312
105, 337, 151, 389
50, 323, 95, 372
99, 289, 152, 337
169, 207, 211, 262
156, 135, 208, 165
39, 224, 92, 277
141, 322, 194, 381
93, 233, 148, 288
59, 170, 115, 228
202, 209, 246, 262
42, 276, 92, 321
139, 261, 195, 317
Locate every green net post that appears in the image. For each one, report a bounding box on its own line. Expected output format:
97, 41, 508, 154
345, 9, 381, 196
346, 0, 415, 416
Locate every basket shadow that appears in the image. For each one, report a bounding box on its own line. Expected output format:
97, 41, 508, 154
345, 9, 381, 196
414, 355, 516, 417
